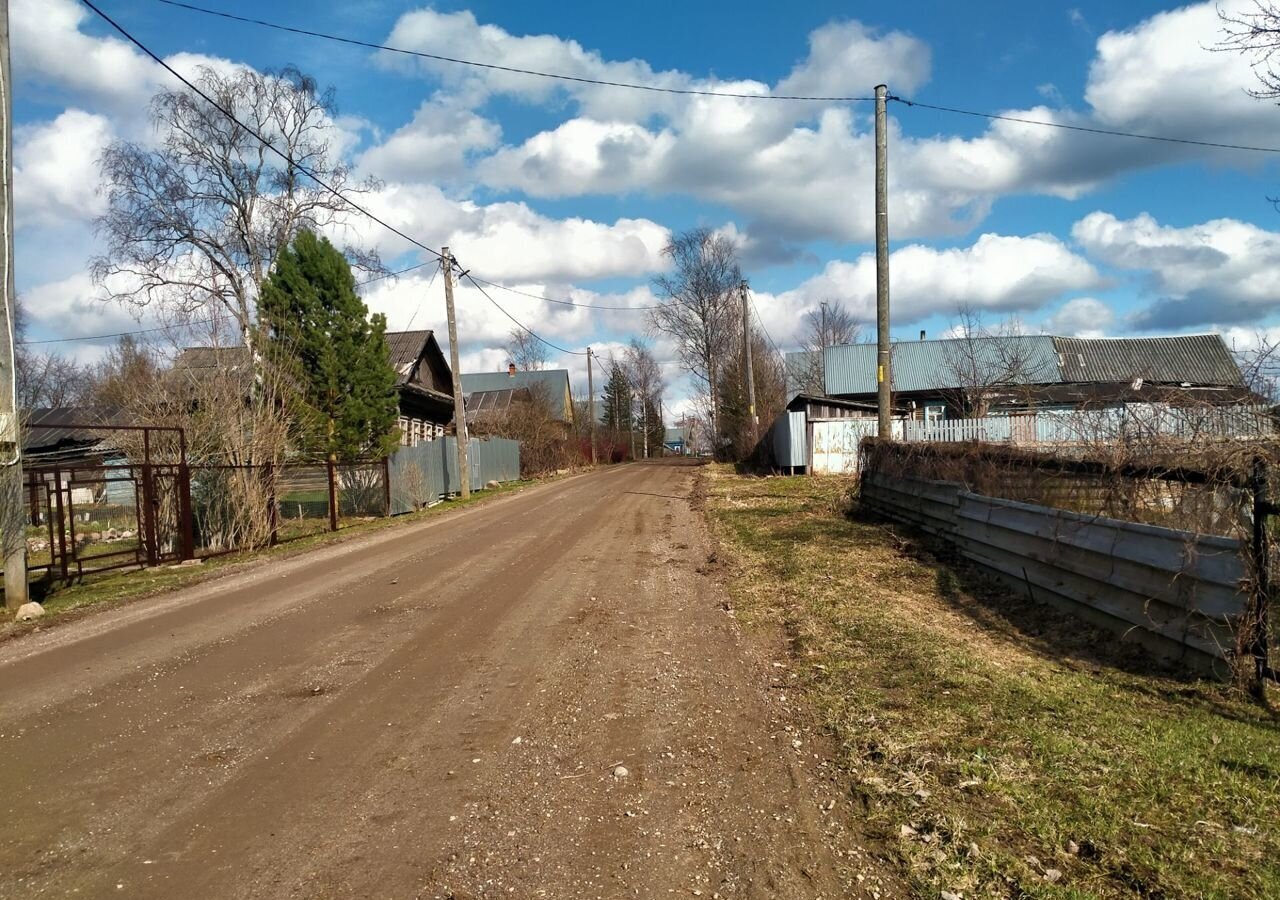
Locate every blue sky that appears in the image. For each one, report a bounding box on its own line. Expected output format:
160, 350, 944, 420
12, 0, 1280, 412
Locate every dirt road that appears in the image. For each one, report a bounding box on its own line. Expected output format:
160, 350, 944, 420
0, 462, 893, 899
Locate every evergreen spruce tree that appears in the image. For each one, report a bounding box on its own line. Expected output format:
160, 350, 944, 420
602, 359, 633, 441
259, 229, 399, 462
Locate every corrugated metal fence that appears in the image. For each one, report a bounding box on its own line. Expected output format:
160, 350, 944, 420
387, 438, 521, 515
861, 470, 1247, 675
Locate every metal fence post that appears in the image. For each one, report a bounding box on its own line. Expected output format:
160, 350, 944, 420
382, 457, 392, 517
266, 460, 279, 547
326, 457, 339, 532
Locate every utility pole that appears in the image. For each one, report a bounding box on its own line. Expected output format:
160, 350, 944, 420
658, 396, 664, 457
0, 1, 26, 611
441, 247, 470, 499
741, 281, 757, 446
874, 83, 893, 440
586, 348, 597, 465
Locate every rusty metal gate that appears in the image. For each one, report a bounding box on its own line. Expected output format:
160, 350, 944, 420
22, 425, 194, 585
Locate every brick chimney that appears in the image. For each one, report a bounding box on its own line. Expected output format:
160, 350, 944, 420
508, 362, 517, 376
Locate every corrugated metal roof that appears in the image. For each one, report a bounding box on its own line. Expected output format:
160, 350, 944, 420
825, 336, 1061, 395
1053, 334, 1243, 386
22, 407, 127, 456
460, 370, 573, 420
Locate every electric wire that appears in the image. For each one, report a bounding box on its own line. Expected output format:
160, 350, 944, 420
396, 260, 439, 335
748, 294, 786, 363
153, 1, 1280, 154
460, 270, 588, 357
81, 0, 447, 267
466, 274, 658, 311
888, 95, 1280, 154
153, 0, 876, 104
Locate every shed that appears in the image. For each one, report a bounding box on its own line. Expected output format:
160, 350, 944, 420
767, 394, 881, 474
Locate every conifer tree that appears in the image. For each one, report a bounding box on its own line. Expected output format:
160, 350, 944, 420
259, 229, 399, 462
602, 358, 633, 441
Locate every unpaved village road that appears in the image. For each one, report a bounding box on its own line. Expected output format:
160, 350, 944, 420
0, 462, 897, 899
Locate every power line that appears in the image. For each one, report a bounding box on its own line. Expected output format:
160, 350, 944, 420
461, 270, 588, 357
889, 96, 1280, 155
466, 274, 658, 311
154, 0, 876, 104
748, 295, 785, 362
80, 0, 447, 266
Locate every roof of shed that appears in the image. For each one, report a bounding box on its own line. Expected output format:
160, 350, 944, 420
22, 407, 127, 455
1052, 334, 1242, 386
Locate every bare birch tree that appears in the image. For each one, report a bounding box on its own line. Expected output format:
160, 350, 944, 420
649, 228, 742, 437
506, 327, 549, 371
1218, 3, 1280, 99
93, 65, 380, 364
624, 338, 664, 458
941, 307, 1053, 417
797, 300, 860, 395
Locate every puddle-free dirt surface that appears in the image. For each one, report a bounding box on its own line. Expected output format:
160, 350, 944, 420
0, 461, 899, 899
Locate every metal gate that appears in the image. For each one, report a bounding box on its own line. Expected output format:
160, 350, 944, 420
21, 424, 194, 585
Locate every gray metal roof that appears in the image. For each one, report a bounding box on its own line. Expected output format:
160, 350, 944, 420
460, 369, 573, 420
825, 336, 1061, 395
22, 407, 127, 456
1053, 334, 1242, 386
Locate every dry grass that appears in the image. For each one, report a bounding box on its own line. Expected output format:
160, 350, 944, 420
704, 465, 1280, 899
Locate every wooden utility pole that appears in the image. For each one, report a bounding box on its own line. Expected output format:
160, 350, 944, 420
586, 348, 597, 465
741, 281, 757, 446
658, 396, 664, 457
874, 84, 892, 440
441, 247, 470, 499
0, 1, 26, 611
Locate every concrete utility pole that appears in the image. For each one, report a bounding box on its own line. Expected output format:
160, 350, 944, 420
0, 1, 26, 611
874, 84, 893, 440
741, 281, 758, 446
586, 348, 597, 465
441, 247, 470, 499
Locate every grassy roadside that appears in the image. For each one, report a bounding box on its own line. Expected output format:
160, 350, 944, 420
2, 476, 543, 640
703, 465, 1279, 899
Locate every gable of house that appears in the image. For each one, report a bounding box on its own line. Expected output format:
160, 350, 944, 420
460, 369, 574, 423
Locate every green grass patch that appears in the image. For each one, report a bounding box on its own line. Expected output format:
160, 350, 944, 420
3, 478, 537, 639
703, 465, 1280, 900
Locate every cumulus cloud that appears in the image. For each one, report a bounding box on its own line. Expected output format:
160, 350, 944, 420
14, 110, 113, 229
1072, 211, 1280, 327
380, 10, 929, 121
330, 182, 668, 282
356, 97, 501, 182
750, 232, 1102, 346
461, 2, 1275, 244
1041, 297, 1116, 337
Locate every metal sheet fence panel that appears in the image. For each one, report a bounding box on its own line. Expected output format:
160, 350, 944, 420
861, 470, 1247, 673
812, 419, 903, 474
388, 438, 521, 514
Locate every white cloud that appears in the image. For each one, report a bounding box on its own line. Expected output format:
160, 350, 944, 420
330, 182, 669, 283
1041, 297, 1116, 337
356, 97, 501, 182
1072, 211, 1280, 327
753, 232, 1102, 345
14, 110, 112, 229
380, 10, 929, 122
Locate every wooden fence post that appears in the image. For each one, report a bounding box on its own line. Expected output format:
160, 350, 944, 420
326, 457, 339, 533
1247, 457, 1274, 697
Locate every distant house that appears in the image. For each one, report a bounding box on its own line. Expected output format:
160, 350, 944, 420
820, 334, 1255, 419
171, 330, 456, 448
460, 365, 575, 426
21, 407, 126, 465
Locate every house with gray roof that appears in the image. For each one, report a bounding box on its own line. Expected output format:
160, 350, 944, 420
460, 365, 575, 426
821, 333, 1253, 420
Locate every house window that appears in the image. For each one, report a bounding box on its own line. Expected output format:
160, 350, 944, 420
924, 405, 945, 425
398, 416, 410, 446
